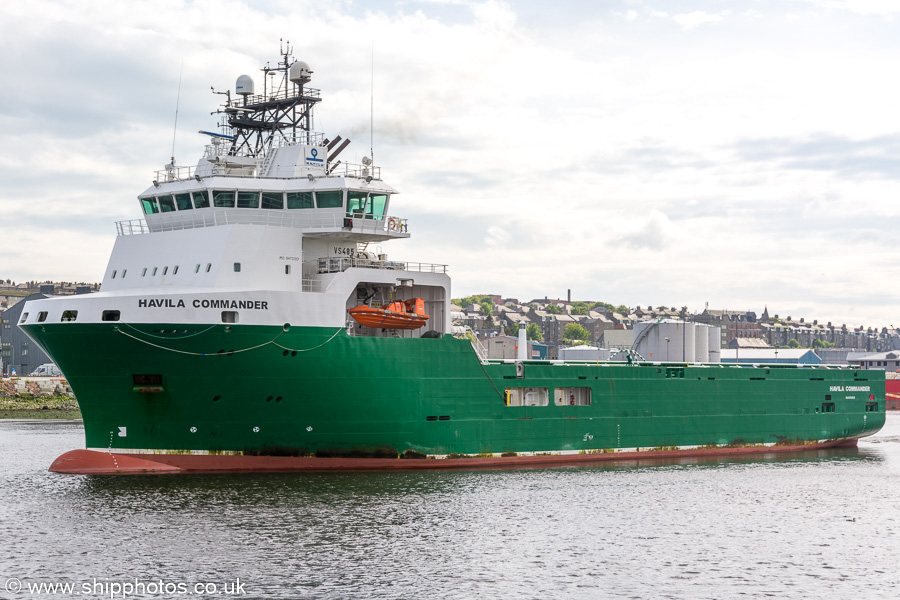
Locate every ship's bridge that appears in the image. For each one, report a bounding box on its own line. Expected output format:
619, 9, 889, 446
122, 174, 408, 242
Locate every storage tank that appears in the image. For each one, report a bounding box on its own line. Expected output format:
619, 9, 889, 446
695, 323, 710, 362
708, 326, 722, 363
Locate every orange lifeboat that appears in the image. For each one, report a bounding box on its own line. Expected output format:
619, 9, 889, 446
348, 298, 430, 330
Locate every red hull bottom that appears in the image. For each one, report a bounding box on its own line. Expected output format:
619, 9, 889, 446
49, 439, 860, 475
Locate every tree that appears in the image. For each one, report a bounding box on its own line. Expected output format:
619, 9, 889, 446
545, 304, 563, 315
479, 301, 493, 318
504, 323, 518, 337
570, 301, 591, 315
787, 339, 801, 348
526, 323, 543, 342
562, 323, 590, 344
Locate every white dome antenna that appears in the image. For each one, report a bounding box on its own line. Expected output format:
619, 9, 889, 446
235, 74, 255, 96
289, 61, 312, 84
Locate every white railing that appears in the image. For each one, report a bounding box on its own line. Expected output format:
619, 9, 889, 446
115, 212, 408, 236
311, 257, 448, 275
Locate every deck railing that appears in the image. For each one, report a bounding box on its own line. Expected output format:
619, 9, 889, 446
115, 212, 408, 236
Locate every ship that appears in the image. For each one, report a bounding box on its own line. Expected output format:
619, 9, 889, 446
22, 45, 885, 474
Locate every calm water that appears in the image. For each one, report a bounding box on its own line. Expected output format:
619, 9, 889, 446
1, 417, 899, 600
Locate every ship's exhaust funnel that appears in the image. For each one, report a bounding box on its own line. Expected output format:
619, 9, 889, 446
517, 322, 527, 361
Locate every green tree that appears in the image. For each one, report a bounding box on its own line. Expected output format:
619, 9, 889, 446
526, 323, 543, 342
545, 304, 562, 315
570, 301, 591, 315
479, 301, 493, 318
504, 323, 518, 337
787, 339, 801, 348
812, 339, 835, 349
562, 323, 590, 344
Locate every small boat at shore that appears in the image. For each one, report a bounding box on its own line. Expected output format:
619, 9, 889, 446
349, 298, 429, 330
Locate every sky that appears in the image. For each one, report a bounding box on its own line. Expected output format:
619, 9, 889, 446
2, 0, 900, 329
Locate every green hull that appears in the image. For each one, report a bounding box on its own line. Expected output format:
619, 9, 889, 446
25, 322, 886, 457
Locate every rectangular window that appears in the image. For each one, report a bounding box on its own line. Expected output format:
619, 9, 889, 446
221, 311, 238, 323
141, 198, 160, 214
192, 190, 210, 209
37, 312, 48, 322
112, 270, 117, 279
61, 310, 78, 322
347, 191, 368, 217
174, 193, 193, 211
102, 310, 121, 322
370, 193, 388, 218
195, 264, 200, 273
555, 387, 592, 406
152, 267, 158, 276
865, 402, 878, 412
162, 267, 168, 275
821, 402, 836, 413
504, 387, 549, 407
285, 265, 291, 275
261, 192, 284, 209
206, 263, 212, 272
19, 313, 28, 323
142, 268, 147, 277
234, 263, 241, 272
237, 191, 260, 208
213, 190, 235, 208
173, 266, 179, 275
158, 195, 176, 212
286, 191, 314, 209
315, 190, 343, 208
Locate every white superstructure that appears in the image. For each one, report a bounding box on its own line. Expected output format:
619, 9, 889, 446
22, 45, 451, 336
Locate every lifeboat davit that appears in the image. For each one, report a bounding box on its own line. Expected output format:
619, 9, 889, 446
348, 298, 430, 330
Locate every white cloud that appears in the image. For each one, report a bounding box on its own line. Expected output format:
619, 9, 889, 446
671, 10, 725, 29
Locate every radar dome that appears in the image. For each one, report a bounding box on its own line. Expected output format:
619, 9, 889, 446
289, 61, 312, 84
235, 74, 255, 96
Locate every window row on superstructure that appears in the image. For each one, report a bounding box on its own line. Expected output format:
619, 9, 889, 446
110, 263, 214, 279
140, 189, 389, 219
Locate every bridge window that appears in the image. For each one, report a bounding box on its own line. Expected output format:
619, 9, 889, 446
262, 192, 284, 209
141, 198, 159, 214
287, 192, 314, 209
237, 191, 259, 208
866, 402, 878, 412
102, 310, 120, 322
347, 191, 368, 217
213, 190, 235, 208
174, 193, 193, 210
370, 193, 388, 218
821, 402, 836, 413
158, 195, 176, 212
316, 190, 343, 208
192, 190, 210, 209
61, 310, 78, 322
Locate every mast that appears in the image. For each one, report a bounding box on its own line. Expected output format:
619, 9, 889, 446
214, 40, 322, 157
